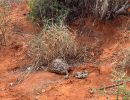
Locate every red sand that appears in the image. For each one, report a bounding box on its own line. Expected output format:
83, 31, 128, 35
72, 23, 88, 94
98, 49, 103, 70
0, 1, 130, 100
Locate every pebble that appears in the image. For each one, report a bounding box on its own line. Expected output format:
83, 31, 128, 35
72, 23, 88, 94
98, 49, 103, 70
10, 82, 13, 86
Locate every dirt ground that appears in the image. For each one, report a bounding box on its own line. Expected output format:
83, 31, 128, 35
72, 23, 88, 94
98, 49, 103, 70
0, 1, 130, 100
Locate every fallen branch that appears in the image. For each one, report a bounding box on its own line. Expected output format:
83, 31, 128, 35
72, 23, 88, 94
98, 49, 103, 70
89, 80, 130, 93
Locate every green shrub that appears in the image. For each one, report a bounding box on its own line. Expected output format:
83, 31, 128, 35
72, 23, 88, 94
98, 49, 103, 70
28, 0, 130, 25
28, 0, 68, 25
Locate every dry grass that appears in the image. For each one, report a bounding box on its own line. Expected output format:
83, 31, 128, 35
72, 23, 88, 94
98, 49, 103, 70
0, 1, 11, 47
27, 22, 102, 70
28, 22, 77, 66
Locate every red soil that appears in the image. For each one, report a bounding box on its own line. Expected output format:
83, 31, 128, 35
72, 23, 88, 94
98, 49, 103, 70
0, 1, 130, 100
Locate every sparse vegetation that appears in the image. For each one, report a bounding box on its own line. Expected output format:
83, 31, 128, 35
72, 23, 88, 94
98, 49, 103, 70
111, 69, 130, 100
28, 22, 77, 66
27, 21, 101, 68
28, 0, 130, 25
0, 0, 130, 99
0, 1, 11, 46
89, 69, 130, 100
28, 0, 68, 25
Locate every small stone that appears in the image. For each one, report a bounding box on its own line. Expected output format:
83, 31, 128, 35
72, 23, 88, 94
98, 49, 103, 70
10, 83, 13, 86
42, 89, 46, 93
27, 67, 31, 71
35, 96, 39, 100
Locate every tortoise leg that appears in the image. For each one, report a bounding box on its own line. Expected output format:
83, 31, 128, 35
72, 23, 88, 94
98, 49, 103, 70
64, 71, 69, 79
